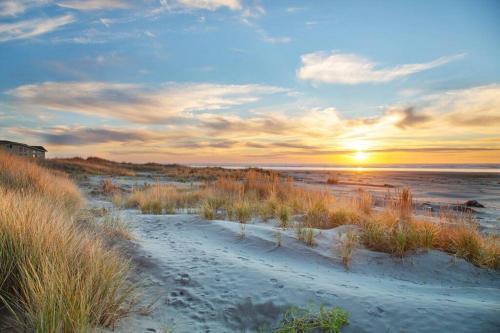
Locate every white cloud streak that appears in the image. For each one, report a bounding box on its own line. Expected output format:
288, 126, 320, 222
297, 51, 465, 85
0, 14, 74, 42
7, 81, 287, 123
154, 0, 242, 13
56, 0, 131, 11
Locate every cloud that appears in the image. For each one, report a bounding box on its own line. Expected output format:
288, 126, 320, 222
256, 28, 291, 44
57, 0, 130, 10
7, 81, 287, 123
153, 0, 242, 13
0, 14, 74, 42
19, 127, 154, 145
177, 0, 241, 11
7, 81, 499, 162
297, 51, 465, 85
0, 0, 27, 16
0, 0, 49, 16
57, 0, 130, 11
389, 107, 431, 129
286, 7, 304, 13
428, 84, 500, 128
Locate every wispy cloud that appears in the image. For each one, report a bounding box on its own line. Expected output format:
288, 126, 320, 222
256, 28, 291, 44
153, 0, 242, 14
0, 14, 74, 42
285, 6, 305, 13
7, 81, 287, 123
0, 0, 27, 16
57, 0, 130, 11
19, 126, 155, 145
0, 0, 49, 16
297, 51, 465, 85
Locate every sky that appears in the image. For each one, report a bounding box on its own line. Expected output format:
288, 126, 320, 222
0, 0, 499, 165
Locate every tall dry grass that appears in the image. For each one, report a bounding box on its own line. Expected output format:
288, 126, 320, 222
115, 168, 499, 269
0, 151, 133, 331
0, 151, 81, 211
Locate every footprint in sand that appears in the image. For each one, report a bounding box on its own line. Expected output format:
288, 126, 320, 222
175, 273, 191, 285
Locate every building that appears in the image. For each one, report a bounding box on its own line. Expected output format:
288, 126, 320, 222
0, 140, 47, 159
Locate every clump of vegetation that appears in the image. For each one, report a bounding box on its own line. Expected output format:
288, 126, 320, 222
235, 200, 252, 224
326, 173, 340, 185
296, 223, 316, 247
114, 167, 499, 269
277, 204, 291, 229
100, 211, 133, 240
99, 178, 121, 195
275, 305, 349, 333
338, 230, 358, 269
201, 199, 216, 220
352, 189, 373, 215
275, 230, 282, 247
0, 151, 134, 332
43, 156, 135, 176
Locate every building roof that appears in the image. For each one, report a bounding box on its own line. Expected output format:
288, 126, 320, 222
0, 140, 47, 152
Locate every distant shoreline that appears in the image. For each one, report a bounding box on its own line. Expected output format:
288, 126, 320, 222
190, 165, 500, 173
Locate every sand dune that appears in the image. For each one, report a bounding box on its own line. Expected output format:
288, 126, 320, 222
94, 201, 499, 333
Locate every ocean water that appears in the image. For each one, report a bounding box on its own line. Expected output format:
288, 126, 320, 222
191, 164, 500, 173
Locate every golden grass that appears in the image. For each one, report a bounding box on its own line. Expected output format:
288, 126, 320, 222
0, 151, 134, 331
44, 157, 136, 176
0, 151, 81, 211
338, 230, 358, 269
115, 168, 499, 269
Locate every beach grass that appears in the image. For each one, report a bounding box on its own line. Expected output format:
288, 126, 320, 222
0, 151, 134, 331
114, 170, 499, 269
275, 305, 349, 333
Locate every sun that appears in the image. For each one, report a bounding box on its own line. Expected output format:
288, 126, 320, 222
353, 151, 368, 162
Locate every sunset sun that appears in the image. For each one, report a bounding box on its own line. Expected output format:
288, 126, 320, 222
353, 151, 368, 162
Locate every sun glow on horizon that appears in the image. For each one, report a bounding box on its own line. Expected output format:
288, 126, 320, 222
353, 151, 368, 162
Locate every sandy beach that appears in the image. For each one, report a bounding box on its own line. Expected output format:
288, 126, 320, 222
80, 170, 500, 333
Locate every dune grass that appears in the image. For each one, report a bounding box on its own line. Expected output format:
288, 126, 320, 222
0, 151, 134, 331
274, 305, 349, 333
114, 169, 499, 269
